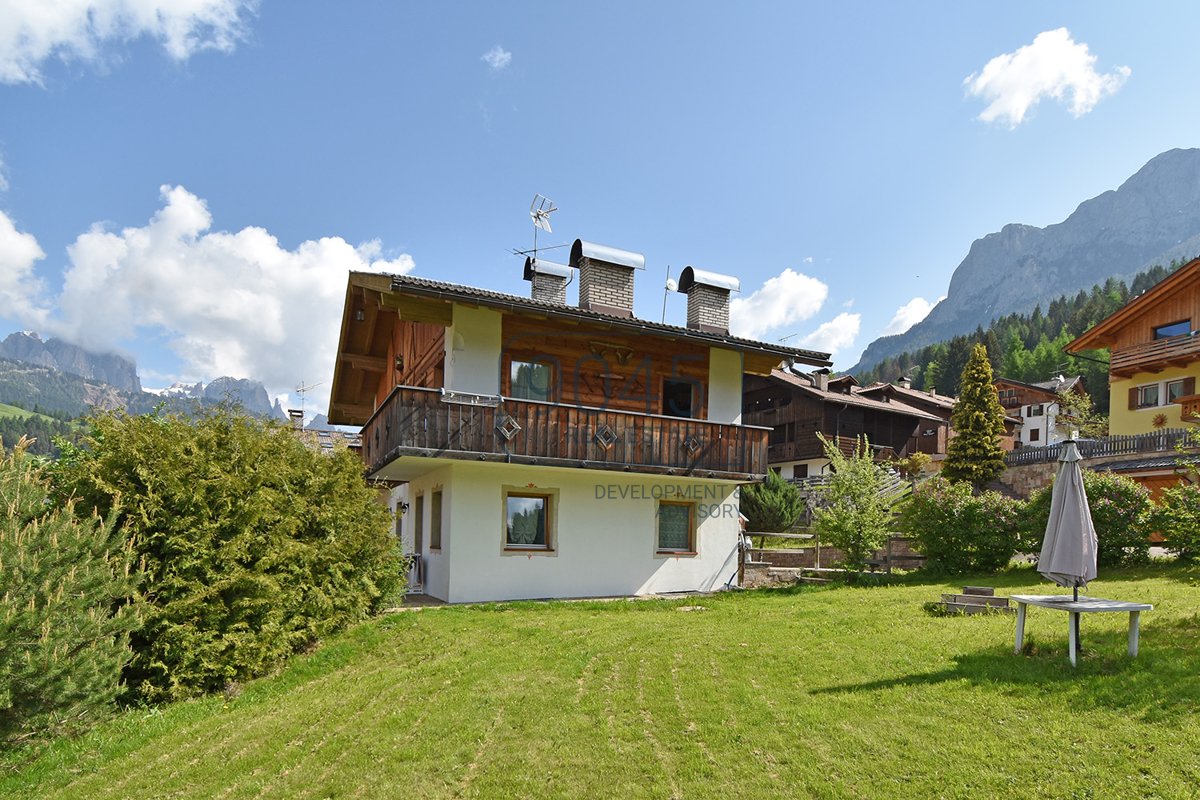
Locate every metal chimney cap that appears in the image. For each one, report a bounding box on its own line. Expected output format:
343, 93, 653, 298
570, 239, 646, 270
523, 257, 573, 281
677, 266, 740, 293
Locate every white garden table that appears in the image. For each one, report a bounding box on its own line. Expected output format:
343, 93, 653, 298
1011, 594, 1153, 667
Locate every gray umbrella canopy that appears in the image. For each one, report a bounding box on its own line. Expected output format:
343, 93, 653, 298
1038, 440, 1099, 588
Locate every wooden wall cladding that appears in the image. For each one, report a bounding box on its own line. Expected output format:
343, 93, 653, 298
377, 318, 445, 406
1109, 279, 1200, 350
500, 316, 711, 417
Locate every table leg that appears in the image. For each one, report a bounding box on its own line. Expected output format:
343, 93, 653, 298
1128, 610, 1141, 657
1068, 612, 1078, 667
1014, 602, 1027, 655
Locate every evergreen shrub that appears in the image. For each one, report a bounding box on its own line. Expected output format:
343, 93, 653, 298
896, 477, 1023, 574
1023, 470, 1151, 568
1152, 483, 1200, 561
50, 409, 404, 702
0, 438, 138, 747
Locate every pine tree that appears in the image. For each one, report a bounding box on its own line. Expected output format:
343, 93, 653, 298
0, 438, 138, 748
942, 343, 1007, 487
740, 470, 805, 533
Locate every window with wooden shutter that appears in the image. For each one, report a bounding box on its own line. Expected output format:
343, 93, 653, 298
1128, 387, 1139, 410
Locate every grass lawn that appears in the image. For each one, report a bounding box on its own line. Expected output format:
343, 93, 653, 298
0, 403, 58, 423
4, 564, 1199, 799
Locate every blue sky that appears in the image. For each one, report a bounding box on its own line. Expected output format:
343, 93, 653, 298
1, 2, 1198, 413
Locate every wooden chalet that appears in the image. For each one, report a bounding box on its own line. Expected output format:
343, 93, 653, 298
327, 243, 830, 602
742, 369, 942, 479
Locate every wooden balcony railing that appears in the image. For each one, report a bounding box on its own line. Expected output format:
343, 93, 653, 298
1110, 334, 1200, 377
362, 386, 769, 480
1004, 428, 1193, 466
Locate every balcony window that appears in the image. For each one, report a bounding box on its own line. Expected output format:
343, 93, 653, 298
1167, 379, 1187, 404
1153, 320, 1191, 340
1137, 384, 1160, 409
510, 359, 555, 402
662, 378, 697, 419
505, 492, 552, 550
1027, 404, 1044, 417
656, 501, 695, 554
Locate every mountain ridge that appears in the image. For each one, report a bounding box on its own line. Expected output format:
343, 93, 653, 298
851, 147, 1200, 374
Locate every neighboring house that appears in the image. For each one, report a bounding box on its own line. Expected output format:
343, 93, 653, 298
1066, 258, 1200, 435
857, 377, 1023, 457
327, 242, 830, 603
994, 375, 1086, 447
742, 369, 943, 479
857, 378, 954, 459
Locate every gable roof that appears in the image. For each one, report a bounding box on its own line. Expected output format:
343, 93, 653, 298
995, 375, 1084, 396
859, 381, 957, 411
378, 272, 832, 365
767, 370, 942, 422
1068, 258, 1200, 351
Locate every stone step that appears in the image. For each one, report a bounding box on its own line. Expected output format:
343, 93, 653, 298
941, 593, 1011, 608
940, 601, 1015, 615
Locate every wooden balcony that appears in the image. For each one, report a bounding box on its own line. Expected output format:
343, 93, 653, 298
1110, 334, 1200, 377
362, 386, 769, 480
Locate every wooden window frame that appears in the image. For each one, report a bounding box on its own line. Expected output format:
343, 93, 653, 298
503, 490, 555, 552
1136, 383, 1160, 409
430, 489, 443, 550
656, 500, 697, 556
1153, 320, 1191, 340
504, 354, 559, 402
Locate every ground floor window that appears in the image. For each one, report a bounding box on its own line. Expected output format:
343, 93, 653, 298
657, 501, 695, 554
505, 492, 552, 550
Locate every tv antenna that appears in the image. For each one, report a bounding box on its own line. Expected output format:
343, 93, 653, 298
529, 194, 557, 260
295, 380, 323, 420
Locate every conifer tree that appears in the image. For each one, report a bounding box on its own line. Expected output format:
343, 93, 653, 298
0, 438, 138, 748
942, 343, 1007, 487
740, 469, 805, 533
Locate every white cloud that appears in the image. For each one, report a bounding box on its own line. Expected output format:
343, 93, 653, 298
729, 268, 828, 340
0, 210, 51, 329
0, 153, 8, 191
964, 28, 1129, 128
799, 313, 860, 361
481, 45, 511, 71
0, 0, 255, 85
802, 256, 813, 264
881, 295, 944, 336
0, 185, 413, 412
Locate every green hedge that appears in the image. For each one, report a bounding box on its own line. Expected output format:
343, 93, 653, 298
51, 409, 404, 702
1, 439, 138, 747
1024, 471, 1151, 568
896, 477, 1024, 574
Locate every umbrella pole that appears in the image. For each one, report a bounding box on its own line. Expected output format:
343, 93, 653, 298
1073, 585, 1081, 652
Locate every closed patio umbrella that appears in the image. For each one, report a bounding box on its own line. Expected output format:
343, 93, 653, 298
1038, 439, 1098, 600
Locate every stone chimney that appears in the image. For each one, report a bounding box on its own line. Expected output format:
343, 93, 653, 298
897, 375, 912, 389
287, 409, 304, 430
814, 368, 831, 392
570, 239, 645, 317
523, 257, 573, 305
676, 266, 739, 334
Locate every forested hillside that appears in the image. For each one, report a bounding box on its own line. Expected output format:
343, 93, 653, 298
853, 261, 1189, 415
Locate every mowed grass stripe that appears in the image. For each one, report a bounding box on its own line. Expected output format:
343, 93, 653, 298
5, 565, 1200, 799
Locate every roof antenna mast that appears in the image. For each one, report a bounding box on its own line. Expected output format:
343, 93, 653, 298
529, 194, 557, 261
295, 380, 322, 422
662, 265, 677, 323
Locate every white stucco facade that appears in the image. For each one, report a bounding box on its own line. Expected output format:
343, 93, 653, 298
444, 304, 502, 395
389, 462, 741, 603
707, 347, 744, 424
